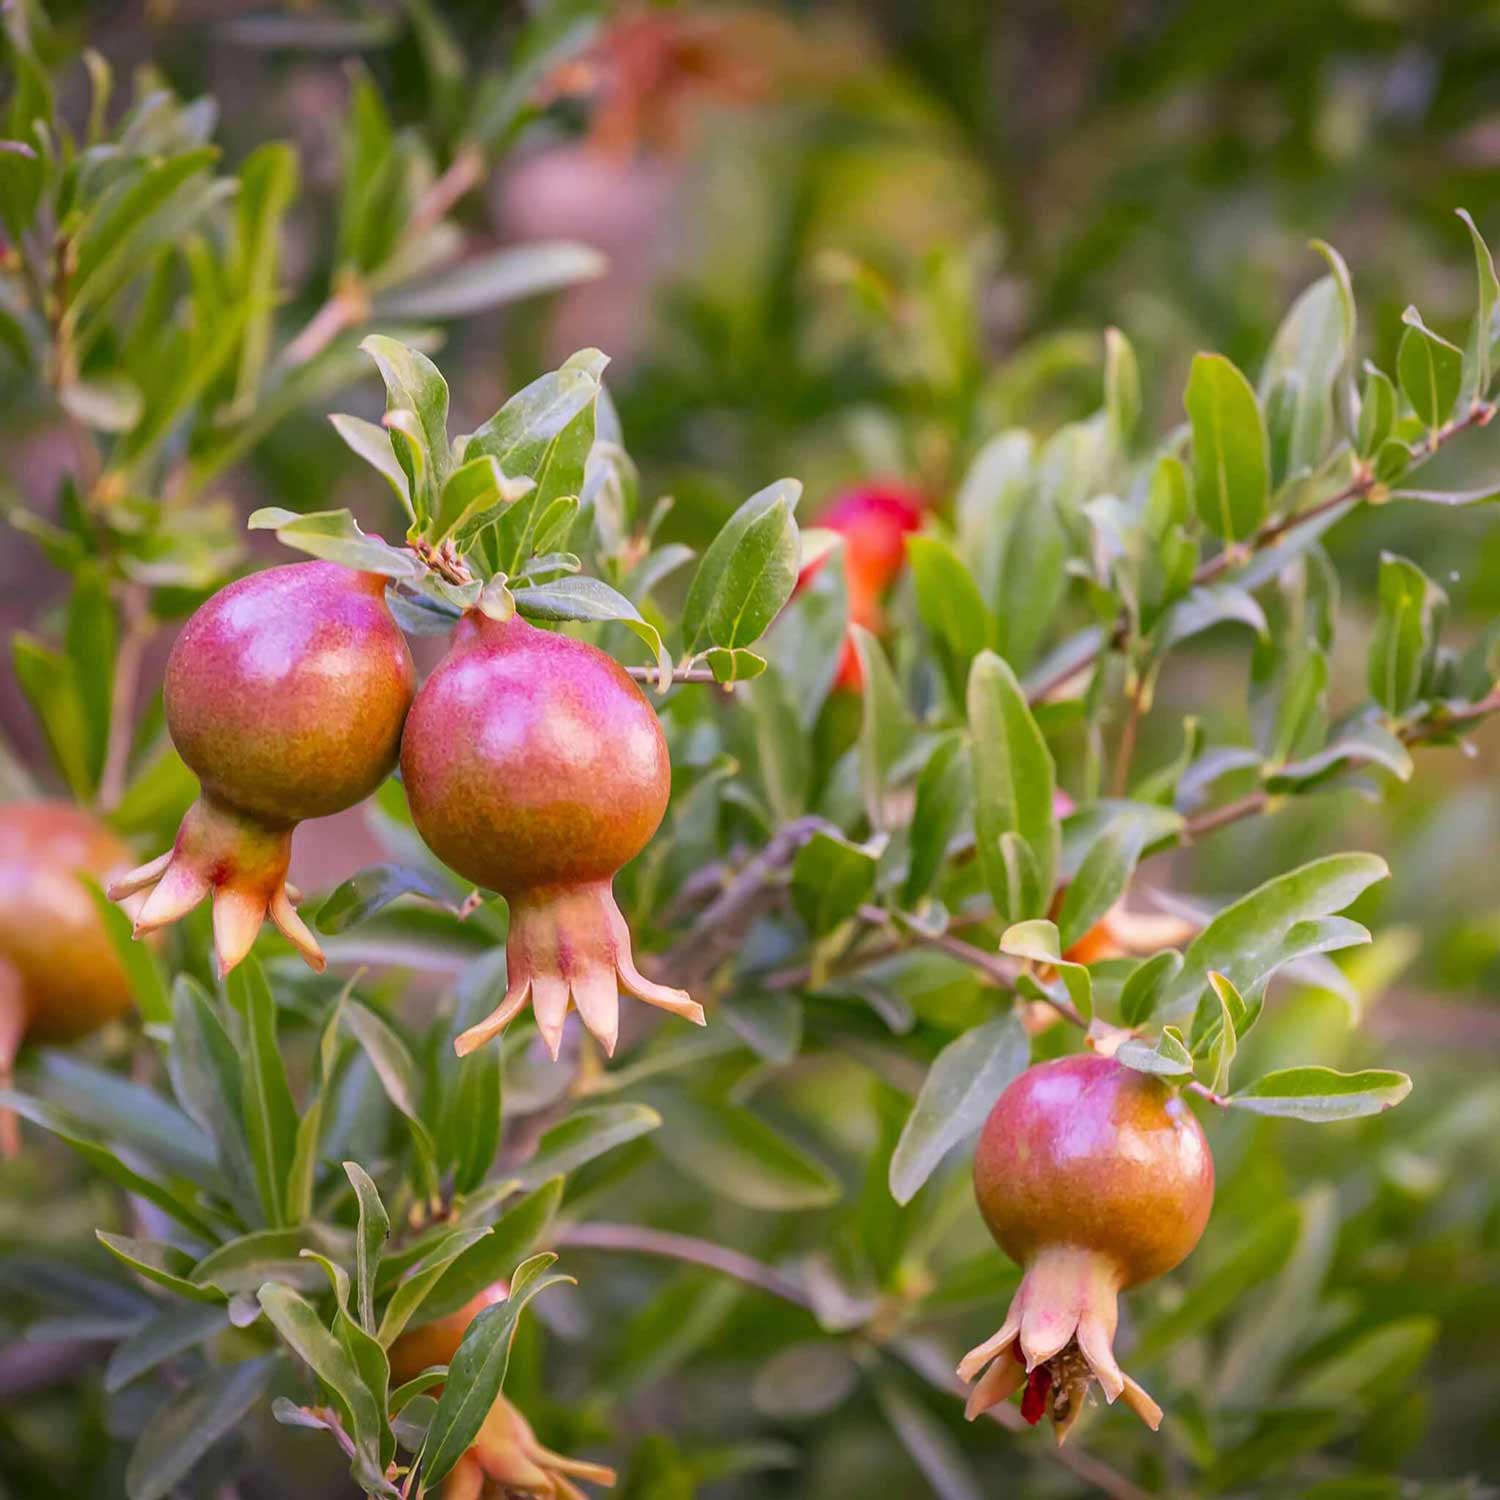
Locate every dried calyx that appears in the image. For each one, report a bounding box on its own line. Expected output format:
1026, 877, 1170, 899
108, 562, 414, 976
401, 610, 702, 1059
959, 1053, 1214, 1443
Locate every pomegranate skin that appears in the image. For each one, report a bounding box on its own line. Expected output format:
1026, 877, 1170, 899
110, 561, 415, 976
166, 561, 415, 826
974, 1054, 1213, 1288
401, 611, 668, 892
0, 802, 140, 1157
0, 801, 136, 1043
959, 1054, 1214, 1442
402, 610, 702, 1059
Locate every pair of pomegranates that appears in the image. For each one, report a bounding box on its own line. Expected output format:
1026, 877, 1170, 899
107, 559, 703, 1059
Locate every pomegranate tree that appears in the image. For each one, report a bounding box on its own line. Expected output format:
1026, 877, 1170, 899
0, 802, 139, 1156
401, 609, 704, 1059
958, 1054, 1214, 1441
108, 562, 415, 976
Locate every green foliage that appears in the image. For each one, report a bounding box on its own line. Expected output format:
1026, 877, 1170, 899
3, 7, 1500, 1499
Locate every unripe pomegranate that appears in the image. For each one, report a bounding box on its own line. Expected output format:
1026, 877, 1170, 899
959, 1054, 1214, 1443
401, 611, 703, 1059
0, 801, 139, 1156
389, 1281, 616, 1500
799, 481, 924, 691
388, 1283, 509, 1385
108, 562, 415, 976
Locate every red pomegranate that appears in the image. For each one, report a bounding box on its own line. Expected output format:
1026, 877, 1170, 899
959, 1054, 1214, 1442
108, 562, 415, 976
0, 801, 139, 1156
800, 481, 923, 690
401, 610, 703, 1059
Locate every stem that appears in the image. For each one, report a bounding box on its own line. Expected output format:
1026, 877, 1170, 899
554, 1222, 814, 1309
625, 664, 721, 684
1030, 400, 1496, 706
97, 584, 153, 812
1111, 671, 1146, 798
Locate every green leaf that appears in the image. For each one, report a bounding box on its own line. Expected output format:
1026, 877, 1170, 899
330, 412, 412, 520
1104, 325, 1142, 449
414, 1178, 564, 1321
1159, 853, 1388, 1018
247, 507, 424, 578
888, 1014, 1028, 1204
703, 646, 767, 683
1259, 273, 1348, 481
1119, 949, 1184, 1027
999, 919, 1092, 1022
1228, 1067, 1413, 1121
419, 1254, 574, 1488
1203, 971, 1242, 1094
718, 991, 803, 1066
377, 1227, 493, 1346
903, 735, 970, 906
432, 452, 533, 543
466, 348, 608, 567
315, 863, 458, 934
124, 1356, 274, 1500
1458, 208, 1499, 400
1186, 352, 1270, 540
342, 1000, 439, 1193
511, 575, 671, 690
681, 480, 802, 653
374, 241, 606, 318
95, 1232, 224, 1304
791, 831, 878, 936
1369, 552, 1446, 716
345, 1162, 389, 1333
257, 1283, 392, 1492
874, 1380, 984, 1500
192, 1228, 338, 1297
967, 650, 1057, 923
852, 625, 913, 831
0, 1091, 219, 1241
360, 335, 452, 511
1115, 1026, 1194, 1077
83, 877, 170, 1024
229, 958, 300, 1229
516, 1103, 661, 1188
907, 535, 989, 674
12, 633, 92, 797
1357, 366, 1397, 458
739, 666, 808, 822
1057, 820, 1146, 952
106, 1303, 231, 1392
653, 1095, 840, 1210
1397, 307, 1463, 431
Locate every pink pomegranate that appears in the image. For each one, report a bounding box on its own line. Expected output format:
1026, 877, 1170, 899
401, 610, 703, 1059
109, 562, 415, 976
959, 1054, 1214, 1442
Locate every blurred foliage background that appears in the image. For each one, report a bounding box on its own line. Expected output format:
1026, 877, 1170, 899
3, 1, 1500, 1497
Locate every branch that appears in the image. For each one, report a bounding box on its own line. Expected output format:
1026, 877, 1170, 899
1029, 399, 1496, 705
625, 663, 722, 685
553, 1222, 813, 1309
97, 584, 153, 812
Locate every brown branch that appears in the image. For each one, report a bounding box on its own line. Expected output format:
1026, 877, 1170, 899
553, 1222, 813, 1310
625, 664, 722, 685
1030, 399, 1496, 706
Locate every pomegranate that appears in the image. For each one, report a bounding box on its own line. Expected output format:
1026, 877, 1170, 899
389, 1281, 616, 1500
108, 562, 415, 976
401, 610, 703, 1059
959, 1054, 1214, 1442
800, 481, 923, 690
0, 801, 139, 1156
388, 1283, 509, 1385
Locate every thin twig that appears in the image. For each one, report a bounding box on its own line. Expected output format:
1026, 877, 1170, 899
98, 584, 153, 812
625, 664, 722, 684
1029, 400, 1496, 706
553, 1222, 813, 1309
